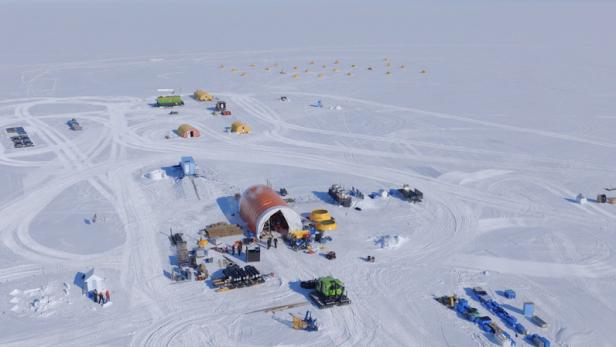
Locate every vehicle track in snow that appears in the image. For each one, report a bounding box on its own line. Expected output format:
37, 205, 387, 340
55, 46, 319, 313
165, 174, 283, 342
1, 84, 614, 346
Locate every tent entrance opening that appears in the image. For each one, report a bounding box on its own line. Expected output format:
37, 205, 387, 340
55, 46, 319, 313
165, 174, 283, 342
264, 210, 290, 235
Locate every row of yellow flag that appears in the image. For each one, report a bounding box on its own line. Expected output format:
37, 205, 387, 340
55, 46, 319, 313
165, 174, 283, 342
218, 58, 426, 78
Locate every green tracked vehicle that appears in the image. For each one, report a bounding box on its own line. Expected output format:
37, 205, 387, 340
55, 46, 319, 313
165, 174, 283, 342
308, 276, 351, 308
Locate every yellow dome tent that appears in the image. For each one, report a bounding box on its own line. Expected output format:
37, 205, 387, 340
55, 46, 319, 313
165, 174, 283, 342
231, 121, 251, 134
194, 89, 213, 101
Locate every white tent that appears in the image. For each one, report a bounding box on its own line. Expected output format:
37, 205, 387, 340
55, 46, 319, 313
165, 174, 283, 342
84, 268, 106, 292
255, 206, 303, 238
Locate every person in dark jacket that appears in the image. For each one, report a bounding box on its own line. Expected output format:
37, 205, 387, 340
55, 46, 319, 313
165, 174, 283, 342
273, 238, 278, 248
267, 237, 272, 249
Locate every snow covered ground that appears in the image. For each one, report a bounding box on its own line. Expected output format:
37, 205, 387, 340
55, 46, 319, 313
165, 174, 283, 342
1, 0, 616, 346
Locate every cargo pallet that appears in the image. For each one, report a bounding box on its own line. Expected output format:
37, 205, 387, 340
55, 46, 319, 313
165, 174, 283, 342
212, 263, 270, 292
398, 184, 423, 203
328, 184, 352, 207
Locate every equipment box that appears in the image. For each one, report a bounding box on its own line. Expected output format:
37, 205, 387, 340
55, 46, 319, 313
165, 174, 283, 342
246, 246, 261, 262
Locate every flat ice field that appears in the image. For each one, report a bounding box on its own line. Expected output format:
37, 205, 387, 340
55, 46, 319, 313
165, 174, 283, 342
1, 1, 616, 346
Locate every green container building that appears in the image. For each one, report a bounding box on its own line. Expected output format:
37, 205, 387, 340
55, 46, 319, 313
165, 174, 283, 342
156, 95, 184, 107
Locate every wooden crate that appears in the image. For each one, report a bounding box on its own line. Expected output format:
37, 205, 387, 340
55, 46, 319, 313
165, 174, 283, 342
205, 222, 244, 238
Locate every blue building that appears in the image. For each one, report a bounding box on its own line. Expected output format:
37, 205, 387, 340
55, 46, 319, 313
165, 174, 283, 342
180, 156, 196, 176
523, 302, 534, 318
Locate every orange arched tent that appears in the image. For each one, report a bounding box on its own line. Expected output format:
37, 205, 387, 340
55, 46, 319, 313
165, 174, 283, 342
239, 185, 302, 237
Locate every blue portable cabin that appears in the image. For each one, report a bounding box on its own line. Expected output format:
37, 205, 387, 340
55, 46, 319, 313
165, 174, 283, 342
523, 302, 535, 318
503, 289, 516, 299
180, 156, 196, 176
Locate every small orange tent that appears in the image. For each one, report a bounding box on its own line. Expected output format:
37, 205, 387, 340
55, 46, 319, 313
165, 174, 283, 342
177, 124, 200, 138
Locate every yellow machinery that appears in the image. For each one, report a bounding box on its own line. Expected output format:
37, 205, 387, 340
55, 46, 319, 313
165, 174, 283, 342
289, 230, 310, 239
310, 209, 336, 231
309, 209, 331, 222
290, 311, 318, 331
316, 219, 336, 232
292, 315, 306, 329
194, 89, 214, 101
287, 230, 312, 251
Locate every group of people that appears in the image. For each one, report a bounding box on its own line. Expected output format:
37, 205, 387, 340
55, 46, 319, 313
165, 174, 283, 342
91, 289, 111, 306
230, 240, 244, 256
228, 235, 279, 254
266, 236, 278, 249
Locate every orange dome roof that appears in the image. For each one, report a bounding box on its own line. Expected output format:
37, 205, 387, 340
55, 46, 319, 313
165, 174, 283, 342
239, 185, 302, 236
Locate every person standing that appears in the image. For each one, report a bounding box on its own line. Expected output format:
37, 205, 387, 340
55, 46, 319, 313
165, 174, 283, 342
98, 292, 104, 305
267, 237, 272, 249
105, 290, 110, 303
273, 237, 278, 249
